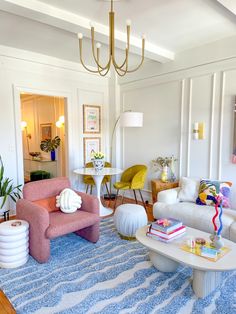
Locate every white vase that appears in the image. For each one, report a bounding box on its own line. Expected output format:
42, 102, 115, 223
0, 196, 10, 214
93, 159, 104, 171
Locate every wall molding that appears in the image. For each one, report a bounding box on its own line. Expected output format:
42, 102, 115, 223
208, 73, 216, 178
218, 71, 226, 180
0, 45, 110, 79
186, 79, 192, 177
179, 79, 185, 178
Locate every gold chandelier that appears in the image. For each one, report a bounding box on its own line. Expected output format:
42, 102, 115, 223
77, 0, 145, 77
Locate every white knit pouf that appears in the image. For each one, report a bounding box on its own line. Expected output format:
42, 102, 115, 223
114, 204, 148, 238
0, 220, 29, 268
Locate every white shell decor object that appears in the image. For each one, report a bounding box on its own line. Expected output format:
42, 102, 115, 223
56, 188, 82, 213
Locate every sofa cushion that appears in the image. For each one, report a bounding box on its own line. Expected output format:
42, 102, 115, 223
46, 210, 100, 239
153, 202, 236, 239
178, 177, 199, 202
196, 179, 232, 207
33, 196, 58, 213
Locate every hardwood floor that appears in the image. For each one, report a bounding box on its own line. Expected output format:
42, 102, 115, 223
0, 290, 16, 314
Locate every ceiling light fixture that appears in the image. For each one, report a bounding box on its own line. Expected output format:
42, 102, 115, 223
77, 0, 145, 77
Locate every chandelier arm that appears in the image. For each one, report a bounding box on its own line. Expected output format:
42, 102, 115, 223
97, 56, 112, 76
117, 38, 145, 73
78, 39, 100, 73
91, 27, 110, 70
112, 23, 130, 70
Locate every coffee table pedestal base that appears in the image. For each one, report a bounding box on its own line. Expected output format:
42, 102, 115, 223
149, 251, 180, 272
192, 269, 221, 298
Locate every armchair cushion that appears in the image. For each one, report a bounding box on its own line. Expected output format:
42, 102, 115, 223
46, 210, 100, 239
33, 196, 58, 213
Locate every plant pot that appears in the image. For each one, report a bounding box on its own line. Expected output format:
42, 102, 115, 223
0, 196, 9, 214
93, 159, 104, 171
50, 150, 56, 161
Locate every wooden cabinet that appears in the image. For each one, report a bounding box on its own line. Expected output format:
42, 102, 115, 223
151, 180, 179, 204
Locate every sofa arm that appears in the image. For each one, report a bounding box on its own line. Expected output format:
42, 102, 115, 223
75, 191, 99, 215
157, 187, 181, 204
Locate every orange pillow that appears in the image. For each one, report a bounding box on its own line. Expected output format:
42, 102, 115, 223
33, 196, 58, 213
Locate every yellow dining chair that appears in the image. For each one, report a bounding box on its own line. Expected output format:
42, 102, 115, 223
83, 162, 111, 195
113, 165, 147, 210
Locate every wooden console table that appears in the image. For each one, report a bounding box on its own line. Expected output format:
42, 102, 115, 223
151, 179, 179, 204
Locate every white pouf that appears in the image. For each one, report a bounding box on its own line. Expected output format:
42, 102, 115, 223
114, 204, 148, 238
0, 220, 29, 268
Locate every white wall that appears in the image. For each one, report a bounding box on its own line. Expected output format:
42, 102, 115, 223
0, 45, 110, 208
119, 37, 236, 208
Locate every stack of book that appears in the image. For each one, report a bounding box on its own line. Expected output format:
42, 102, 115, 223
147, 218, 186, 243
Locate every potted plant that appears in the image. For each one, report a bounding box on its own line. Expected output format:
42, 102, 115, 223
152, 156, 177, 182
91, 151, 105, 171
0, 156, 22, 214
40, 136, 61, 161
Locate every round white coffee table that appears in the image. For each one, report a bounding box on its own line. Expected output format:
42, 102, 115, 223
74, 167, 123, 217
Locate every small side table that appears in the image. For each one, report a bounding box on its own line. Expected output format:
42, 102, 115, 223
0, 220, 29, 268
151, 179, 179, 204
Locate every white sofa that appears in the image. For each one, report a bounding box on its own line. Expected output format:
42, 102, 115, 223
153, 187, 236, 242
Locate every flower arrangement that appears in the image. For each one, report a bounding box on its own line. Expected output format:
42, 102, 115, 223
91, 151, 105, 160
152, 156, 176, 171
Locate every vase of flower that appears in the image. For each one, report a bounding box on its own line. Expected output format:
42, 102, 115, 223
91, 151, 105, 172
161, 166, 168, 183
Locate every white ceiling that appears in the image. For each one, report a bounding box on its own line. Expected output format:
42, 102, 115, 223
37, 0, 236, 52
0, 0, 236, 63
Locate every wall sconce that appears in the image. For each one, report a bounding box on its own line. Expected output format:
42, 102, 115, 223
56, 115, 65, 128
21, 121, 31, 139
193, 122, 205, 140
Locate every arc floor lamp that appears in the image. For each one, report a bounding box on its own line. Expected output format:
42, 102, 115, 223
104, 110, 143, 199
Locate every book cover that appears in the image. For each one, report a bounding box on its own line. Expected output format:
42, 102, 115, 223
148, 225, 186, 239
151, 218, 182, 233
146, 231, 186, 243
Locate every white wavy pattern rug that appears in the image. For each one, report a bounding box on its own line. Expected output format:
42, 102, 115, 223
0, 219, 236, 314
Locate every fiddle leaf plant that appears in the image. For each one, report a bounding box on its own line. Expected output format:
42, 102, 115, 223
40, 136, 61, 153
0, 156, 22, 209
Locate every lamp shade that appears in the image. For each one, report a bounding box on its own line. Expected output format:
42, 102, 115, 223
120, 111, 143, 127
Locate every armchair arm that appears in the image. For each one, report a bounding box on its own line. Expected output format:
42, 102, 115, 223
157, 187, 181, 204
16, 199, 50, 231
75, 191, 99, 215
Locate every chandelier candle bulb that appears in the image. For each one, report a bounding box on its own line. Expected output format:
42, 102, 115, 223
78, 33, 83, 39
126, 19, 131, 26
96, 42, 102, 49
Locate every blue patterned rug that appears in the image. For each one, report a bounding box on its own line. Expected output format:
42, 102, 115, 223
0, 219, 235, 314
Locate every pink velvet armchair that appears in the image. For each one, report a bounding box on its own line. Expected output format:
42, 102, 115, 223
16, 177, 100, 263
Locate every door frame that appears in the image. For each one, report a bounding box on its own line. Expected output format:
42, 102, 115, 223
13, 85, 71, 185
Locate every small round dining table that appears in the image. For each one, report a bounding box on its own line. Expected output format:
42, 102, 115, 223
73, 167, 123, 217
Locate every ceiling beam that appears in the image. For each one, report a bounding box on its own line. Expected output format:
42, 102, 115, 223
216, 0, 236, 15
0, 0, 175, 63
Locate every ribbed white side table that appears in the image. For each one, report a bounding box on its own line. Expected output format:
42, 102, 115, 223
0, 220, 29, 268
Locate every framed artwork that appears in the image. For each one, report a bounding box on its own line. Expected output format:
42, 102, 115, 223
40, 123, 52, 141
83, 137, 101, 163
83, 104, 101, 134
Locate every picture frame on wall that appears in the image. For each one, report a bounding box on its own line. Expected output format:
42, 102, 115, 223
40, 123, 52, 141
83, 104, 101, 134
83, 137, 101, 163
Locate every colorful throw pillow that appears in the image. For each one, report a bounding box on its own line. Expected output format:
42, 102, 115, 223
196, 179, 232, 208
